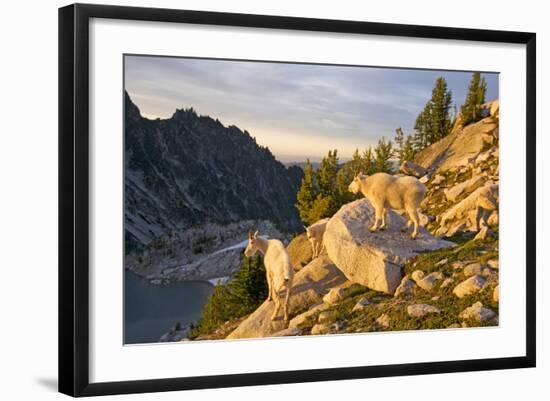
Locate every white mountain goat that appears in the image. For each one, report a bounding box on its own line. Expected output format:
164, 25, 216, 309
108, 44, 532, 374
244, 230, 294, 321
305, 218, 329, 258
348, 172, 427, 239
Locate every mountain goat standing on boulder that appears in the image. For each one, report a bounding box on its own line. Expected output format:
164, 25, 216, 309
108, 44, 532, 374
244, 230, 294, 321
348, 172, 427, 239
305, 218, 329, 258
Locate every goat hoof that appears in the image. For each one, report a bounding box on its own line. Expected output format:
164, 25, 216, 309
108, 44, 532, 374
369, 227, 377, 232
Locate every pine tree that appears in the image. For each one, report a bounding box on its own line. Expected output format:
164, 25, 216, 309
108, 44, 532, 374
351, 148, 363, 174
229, 254, 267, 305
394, 127, 415, 164
477, 77, 487, 107
295, 159, 316, 225
307, 194, 332, 223
429, 77, 453, 143
335, 162, 357, 205
402, 135, 416, 162
191, 254, 268, 337
461, 72, 487, 125
374, 137, 394, 173
413, 77, 453, 153
362, 146, 375, 174
316, 149, 339, 198
413, 103, 431, 153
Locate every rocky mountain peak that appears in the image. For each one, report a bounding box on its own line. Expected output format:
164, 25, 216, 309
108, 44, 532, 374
124, 92, 303, 252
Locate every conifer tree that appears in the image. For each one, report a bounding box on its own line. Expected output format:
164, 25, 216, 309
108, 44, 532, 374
374, 137, 394, 173
335, 163, 357, 205
229, 254, 267, 305
412, 77, 453, 152
316, 149, 339, 198
351, 148, 363, 174
413, 103, 431, 153
295, 159, 316, 225
307, 195, 332, 223
394, 127, 415, 164
429, 77, 453, 143
402, 135, 416, 162
191, 254, 267, 336
362, 146, 375, 174
461, 72, 487, 125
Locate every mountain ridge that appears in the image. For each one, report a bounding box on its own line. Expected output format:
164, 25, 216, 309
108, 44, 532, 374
124, 91, 303, 252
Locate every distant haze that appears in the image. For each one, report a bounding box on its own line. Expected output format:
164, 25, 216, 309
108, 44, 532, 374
125, 55, 498, 163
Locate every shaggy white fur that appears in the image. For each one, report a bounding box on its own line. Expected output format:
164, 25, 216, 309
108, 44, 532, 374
305, 218, 329, 258
348, 172, 427, 239
244, 231, 294, 321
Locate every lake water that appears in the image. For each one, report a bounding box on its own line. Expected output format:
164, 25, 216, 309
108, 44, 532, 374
124, 271, 214, 344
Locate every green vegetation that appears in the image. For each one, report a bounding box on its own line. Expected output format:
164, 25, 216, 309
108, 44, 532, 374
317, 150, 339, 198
295, 159, 316, 224
412, 77, 454, 153
394, 127, 415, 164
391, 77, 454, 162
403, 236, 498, 277
461, 72, 487, 125
291, 236, 498, 335
374, 137, 394, 173
190, 255, 268, 337
306, 196, 332, 226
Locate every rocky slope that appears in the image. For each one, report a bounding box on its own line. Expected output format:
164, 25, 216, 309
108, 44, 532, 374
124, 91, 303, 252
415, 100, 499, 238
414, 100, 498, 172
191, 100, 500, 340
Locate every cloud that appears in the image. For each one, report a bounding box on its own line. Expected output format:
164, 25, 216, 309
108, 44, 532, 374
125, 55, 499, 161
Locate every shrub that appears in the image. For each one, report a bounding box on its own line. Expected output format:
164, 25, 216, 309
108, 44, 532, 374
190, 255, 268, 337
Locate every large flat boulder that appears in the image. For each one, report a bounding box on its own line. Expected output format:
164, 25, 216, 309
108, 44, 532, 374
226, 255, 348, 339
323, 199, 454, 294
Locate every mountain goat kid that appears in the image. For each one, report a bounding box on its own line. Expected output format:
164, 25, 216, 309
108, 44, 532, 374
244, 230, 294, 321
348, 172, 427, 239
305, 218, 329, 258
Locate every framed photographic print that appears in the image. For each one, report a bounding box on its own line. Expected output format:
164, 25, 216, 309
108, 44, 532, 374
58, 3, 536, 397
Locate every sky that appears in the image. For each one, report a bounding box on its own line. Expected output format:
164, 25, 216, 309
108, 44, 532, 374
125, 55, 499, 163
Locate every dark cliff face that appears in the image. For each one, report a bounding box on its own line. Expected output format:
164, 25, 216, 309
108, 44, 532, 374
124, 92, 303, 250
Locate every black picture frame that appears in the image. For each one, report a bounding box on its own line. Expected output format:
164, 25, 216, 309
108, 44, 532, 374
58, 3, 536, 397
